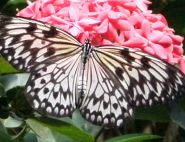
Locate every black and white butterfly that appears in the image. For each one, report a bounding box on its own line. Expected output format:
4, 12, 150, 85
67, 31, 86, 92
0, 15, 185, 127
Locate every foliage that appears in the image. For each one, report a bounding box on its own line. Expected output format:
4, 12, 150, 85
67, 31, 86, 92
0, 0, 185, 142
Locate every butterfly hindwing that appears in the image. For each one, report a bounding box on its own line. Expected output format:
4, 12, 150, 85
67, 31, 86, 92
80, 50, 133, 127
25, 48, 82, 117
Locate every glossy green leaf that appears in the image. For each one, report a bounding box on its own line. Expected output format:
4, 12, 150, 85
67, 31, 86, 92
26, 118, 94, 142
72, 110, 101, 136
26, 120, 57, 142
0, 57, 17, 75
3, 116, 23, 128
24, 133, 38, 142
0, 73, 29, 91
105, 133, 161, 142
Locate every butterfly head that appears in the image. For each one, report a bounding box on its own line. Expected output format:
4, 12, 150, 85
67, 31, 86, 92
85, 39, 91, 44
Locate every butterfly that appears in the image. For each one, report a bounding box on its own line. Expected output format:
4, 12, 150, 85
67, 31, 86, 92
0, 15, 185, 127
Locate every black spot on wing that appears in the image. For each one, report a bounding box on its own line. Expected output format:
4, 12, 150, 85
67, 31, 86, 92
44, 47, 56, 57
53, 92, 59, 99
62, 91, 69, 100
34, 88, 40, 94
42, 67, 47, 72
120, 49, 135, 63
35, 73, 41, 78
113, 103, 118, 109
29, 81, 35, 87
43, 26, 58, 38
40, 79, 46, 84
115, 67, 124, 80
93, 98, 98, 105
26, 23, 37, 33
23, 40, 34, 47
9, 35, 21, 45
141, 56, 150, 68
44, 88, 49, 94
103, 102, 108, 109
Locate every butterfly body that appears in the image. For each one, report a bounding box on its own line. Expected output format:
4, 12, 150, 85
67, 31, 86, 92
0, 15, 185, 127
82, 39, 92, 64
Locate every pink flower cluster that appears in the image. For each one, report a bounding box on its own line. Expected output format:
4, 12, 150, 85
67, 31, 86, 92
17, 0, 185, 73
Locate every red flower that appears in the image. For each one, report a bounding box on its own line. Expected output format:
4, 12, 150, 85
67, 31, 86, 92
17, 0, 184, 73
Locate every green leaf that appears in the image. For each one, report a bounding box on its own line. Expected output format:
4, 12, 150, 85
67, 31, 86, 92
134, 105, 170, 122
26, 118, 94, 142
162, 0, 185, 35
0, 73, 29, 91
0, 131, 12, 142
50, 132, 75, 142
0, 57, 17, 75
72, 110, 101, 136
3, 116, 23, 128
0, 83, 5, 96
0, 121, 12, 142
26, 119, 57, 142
0, 0, 27, 15
24, 133, 38, 142
105, 133, 161, 142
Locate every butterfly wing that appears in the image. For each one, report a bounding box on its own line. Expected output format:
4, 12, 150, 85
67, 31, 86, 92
26, 52, 82, 116
0, 15, 82, 117
0, 15, 81, 71
80, 45, 185, 127
80, 54, 133, 127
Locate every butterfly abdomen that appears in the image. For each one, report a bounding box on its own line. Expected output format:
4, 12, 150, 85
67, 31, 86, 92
76, 40, 92, 106
76, 74, 87, 107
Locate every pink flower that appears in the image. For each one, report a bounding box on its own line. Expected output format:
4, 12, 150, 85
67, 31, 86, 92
17, 0, 185, 73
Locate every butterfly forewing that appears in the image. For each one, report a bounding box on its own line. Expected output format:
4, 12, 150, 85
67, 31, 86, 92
0, 15, 81, 71
94, 46, 185, 107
